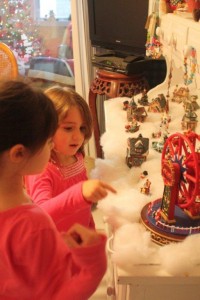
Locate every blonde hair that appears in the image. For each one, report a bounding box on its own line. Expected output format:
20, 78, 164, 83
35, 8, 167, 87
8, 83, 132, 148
45, 86, 93, 155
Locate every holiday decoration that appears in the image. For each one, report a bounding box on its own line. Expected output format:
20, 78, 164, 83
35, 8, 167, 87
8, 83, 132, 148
166, 0, 186, 11
181, 105, 198, 131
126, 134, 149, 167
140, 178, 151, 195
148, 93, 168, 113
0, 0, 43, 59
183, 46, 197, 86
145, 12, 163, 59
141, 130, 200, 245
125, 119, 140, 133
138, 89, 149, 106
152, 133, 168, 153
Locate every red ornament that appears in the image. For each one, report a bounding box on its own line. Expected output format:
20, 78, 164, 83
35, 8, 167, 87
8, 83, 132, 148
166, 0, 184, 11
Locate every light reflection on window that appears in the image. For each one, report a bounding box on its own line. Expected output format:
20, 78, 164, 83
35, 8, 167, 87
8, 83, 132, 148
39, 0, 71, 20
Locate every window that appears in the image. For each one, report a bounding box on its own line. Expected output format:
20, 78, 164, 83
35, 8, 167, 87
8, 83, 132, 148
0, 0, 74, 83
34, 0, 71, 21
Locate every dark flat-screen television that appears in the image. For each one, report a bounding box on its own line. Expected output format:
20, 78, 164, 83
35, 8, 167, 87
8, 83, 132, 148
87, 0, 149, 57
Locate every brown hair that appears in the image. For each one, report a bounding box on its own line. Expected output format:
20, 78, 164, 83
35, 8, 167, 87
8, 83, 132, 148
0, 80, 58, 154
45, 86, 93, 155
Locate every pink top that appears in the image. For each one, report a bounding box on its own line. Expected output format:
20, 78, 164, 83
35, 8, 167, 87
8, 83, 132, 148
25, 153, 95, 232
0, 204, 107, 300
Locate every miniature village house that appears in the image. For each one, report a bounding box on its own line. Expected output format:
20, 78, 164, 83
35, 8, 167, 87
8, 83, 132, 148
148, 93, 167, 113
183, 95, 200, 111
181, 106, 198, 131
126, 134, 149, 167
127, 106, 148, 123
172, 86, 189, 103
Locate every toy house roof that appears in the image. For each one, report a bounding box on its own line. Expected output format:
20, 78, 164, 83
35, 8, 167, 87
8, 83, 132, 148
128, 135, 149, 155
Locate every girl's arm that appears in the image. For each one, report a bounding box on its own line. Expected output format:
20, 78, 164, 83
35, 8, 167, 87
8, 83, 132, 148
26, 172, 91, 231
15, 216, 107, 300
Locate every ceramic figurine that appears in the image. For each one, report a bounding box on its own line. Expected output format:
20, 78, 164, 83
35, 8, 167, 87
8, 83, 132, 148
160, 116, 170, 135
183, 94, 199, 111
125, 118, 140, 133
138, 89, 149, 106
148, 93, 167, 113
140, 178, 151, 195
171, 86, 189, 103
127, 106, 148, 123
181, 105, 198, 131
129, 96, 137, 109
126, 134, 149, 167
152, 130, 162, 139
123, 100, 129, 111
152, 133, 168, 153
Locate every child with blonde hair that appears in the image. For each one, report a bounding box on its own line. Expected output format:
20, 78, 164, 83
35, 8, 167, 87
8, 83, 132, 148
0, 80, 107, 299
25, 86, 116, 232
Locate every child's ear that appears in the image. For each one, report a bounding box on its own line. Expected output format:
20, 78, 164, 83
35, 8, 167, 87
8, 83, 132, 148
9, 144, 27, 163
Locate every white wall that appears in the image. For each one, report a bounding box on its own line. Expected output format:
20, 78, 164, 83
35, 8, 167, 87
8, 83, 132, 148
71, 0, 96, 157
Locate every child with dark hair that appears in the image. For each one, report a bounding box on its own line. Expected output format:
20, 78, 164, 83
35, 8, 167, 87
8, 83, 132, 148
0, 80, 107, 300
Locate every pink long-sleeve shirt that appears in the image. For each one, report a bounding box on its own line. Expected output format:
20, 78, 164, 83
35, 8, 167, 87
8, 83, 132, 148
0, 204, 107, 300
25, 153, 95, 232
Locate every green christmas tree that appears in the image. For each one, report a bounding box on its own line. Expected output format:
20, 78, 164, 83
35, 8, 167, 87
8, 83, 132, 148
0, 0, 43, 59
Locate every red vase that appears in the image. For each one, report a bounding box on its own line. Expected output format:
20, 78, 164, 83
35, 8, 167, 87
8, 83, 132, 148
187, 0, 200, 12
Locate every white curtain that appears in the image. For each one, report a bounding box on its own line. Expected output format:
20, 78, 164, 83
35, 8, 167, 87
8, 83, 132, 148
71, 0, 96, 157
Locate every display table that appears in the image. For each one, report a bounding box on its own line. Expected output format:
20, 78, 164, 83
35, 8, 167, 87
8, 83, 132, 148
113, 264, 200, 300
89, 68, 148, 158
100, 96, 200, 299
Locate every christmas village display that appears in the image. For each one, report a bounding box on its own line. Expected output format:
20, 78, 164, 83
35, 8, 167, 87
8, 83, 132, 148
87, 1, 200, 279
125, 90, 200, 245
121, 36, 200, 245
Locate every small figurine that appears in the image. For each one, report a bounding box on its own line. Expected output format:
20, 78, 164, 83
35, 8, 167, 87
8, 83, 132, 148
129, 96, 137, 110
125, 117, 140, 133
183, 95, 199, 111
160, 116, 170, 135
152, 112, 170, 139
152, 133, 168, 153
140, 178, 151, 195
138, 89, 149, 106
152, 130, 162, 139
123, 100, 129, 111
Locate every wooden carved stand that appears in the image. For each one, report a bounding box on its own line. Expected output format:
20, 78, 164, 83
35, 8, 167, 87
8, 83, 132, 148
89, 68, 148, 157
